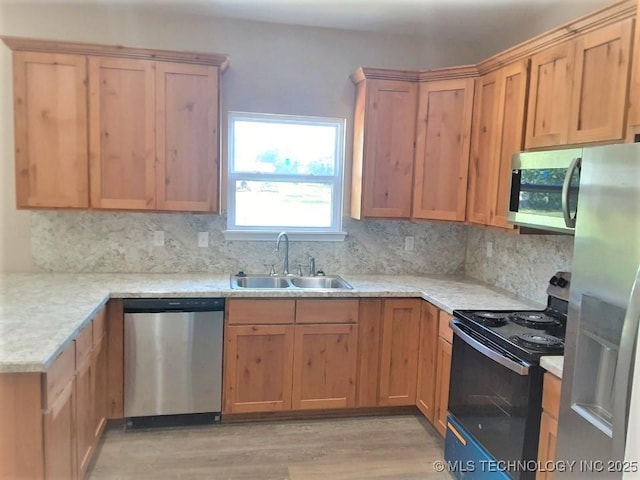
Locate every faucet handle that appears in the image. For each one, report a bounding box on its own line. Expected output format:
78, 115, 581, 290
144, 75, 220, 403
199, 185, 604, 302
296, 264, 304, 276
264, 263, 276, 276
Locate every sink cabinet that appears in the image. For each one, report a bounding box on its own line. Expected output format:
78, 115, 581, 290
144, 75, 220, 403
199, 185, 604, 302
223, 299, 359, 414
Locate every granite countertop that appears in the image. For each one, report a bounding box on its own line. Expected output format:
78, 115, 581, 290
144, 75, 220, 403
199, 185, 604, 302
0, 273, 541, 374
540, 356, 564, 379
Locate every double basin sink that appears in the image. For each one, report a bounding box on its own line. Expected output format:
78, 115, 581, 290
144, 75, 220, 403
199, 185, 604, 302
230, 274, 353, 290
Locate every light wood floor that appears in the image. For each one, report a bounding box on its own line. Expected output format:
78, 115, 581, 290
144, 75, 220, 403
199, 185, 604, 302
89, 414, 454, 479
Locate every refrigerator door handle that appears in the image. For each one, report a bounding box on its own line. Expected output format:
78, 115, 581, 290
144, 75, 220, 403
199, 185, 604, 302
450, 321, 531, 376
612, 264, 640, 458
561, 156, 581, 228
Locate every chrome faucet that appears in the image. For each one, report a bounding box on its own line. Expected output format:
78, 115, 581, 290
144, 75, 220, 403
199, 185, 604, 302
308, 256, 316, 276
275, 232, 290, 275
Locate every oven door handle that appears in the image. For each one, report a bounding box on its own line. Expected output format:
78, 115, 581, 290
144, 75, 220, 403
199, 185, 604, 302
450, 321, 531, 376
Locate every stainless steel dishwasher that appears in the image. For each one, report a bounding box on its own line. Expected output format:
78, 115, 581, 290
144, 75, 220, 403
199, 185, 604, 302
123, 298, 224, 428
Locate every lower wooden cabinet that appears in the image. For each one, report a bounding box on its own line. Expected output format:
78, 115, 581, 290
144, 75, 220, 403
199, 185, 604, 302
378, 299, 421, 406
433, 312, 453, 437
43, 380, 75, 480
416, 302, 439, 421
75, 355, 94, 478
224, 324, 295, 413
291, 324, 358, 410
223, 299, 358, 414
537, 372, 561, 480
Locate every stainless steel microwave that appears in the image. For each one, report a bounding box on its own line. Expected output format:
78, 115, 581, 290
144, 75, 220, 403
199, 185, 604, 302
508, 148, 582, 234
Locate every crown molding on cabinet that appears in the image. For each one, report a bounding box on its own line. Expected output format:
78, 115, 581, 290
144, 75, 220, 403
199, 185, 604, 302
477, 0, 636, 74
351, 65, 478, 84
0, 36, 230, 70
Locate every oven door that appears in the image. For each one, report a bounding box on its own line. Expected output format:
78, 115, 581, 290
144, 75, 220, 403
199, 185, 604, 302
447, 320, 544, 479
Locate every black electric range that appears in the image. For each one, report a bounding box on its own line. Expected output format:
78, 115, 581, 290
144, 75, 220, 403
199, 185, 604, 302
453, 272, 570, 364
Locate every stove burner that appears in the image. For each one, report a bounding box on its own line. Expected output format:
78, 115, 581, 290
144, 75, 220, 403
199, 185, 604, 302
510, 312, 561, 329
512, 332, 564, 351
472, 312, 509, 327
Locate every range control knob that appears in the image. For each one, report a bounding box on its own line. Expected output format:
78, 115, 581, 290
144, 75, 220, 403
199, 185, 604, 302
557, 277, 569, 288
550, 276, 560, 286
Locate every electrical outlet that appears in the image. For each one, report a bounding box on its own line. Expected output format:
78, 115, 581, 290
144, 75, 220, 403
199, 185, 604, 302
198, 232, 209, 248
486, 241, 493, 258
404, 236, 415, 251
153, 230, 165, 247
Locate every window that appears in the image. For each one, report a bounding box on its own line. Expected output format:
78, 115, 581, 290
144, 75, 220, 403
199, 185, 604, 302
226, 112, 346, 240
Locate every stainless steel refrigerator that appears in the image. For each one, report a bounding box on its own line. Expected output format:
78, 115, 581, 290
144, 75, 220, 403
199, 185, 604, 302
556, 143, 640, 478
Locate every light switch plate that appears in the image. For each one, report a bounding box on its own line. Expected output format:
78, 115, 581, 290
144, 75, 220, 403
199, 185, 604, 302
404, 236, 415, 251
198, 232, 209, 248
153, 230, 165, 247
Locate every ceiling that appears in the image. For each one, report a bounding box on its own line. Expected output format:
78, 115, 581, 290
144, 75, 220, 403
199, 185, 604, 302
2, 0, 616, 44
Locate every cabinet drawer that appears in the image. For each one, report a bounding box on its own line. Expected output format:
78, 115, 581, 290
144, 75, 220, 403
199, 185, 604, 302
542, 372, 561, 419
296, 299, 359, 324
227, 299, 295, 325
92, 307, 106, 345
438, 312, 454, 344
75, 321, 93, 367
44, 343, 75, 409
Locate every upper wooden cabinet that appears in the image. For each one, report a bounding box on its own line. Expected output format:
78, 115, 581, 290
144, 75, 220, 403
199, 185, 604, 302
3, 36, 228, 213
12, 52, 89, 208
526, 18, 634, 148
413, 78, 475, 222
89, 58, 156, 210
467, 61, 528, 229
89, 58, 220, 211
350, 73, 417, 219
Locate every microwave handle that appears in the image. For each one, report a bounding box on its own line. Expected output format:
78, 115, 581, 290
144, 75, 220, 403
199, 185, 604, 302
612, 265, 640, 459
561, 157, 581, 228
450, 321, 530, 375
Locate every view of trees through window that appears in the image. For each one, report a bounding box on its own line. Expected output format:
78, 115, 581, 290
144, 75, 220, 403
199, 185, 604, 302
228, 114, 344, 231
519, 168, 579, 216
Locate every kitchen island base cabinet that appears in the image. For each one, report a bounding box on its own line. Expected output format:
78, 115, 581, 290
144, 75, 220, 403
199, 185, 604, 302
44, 380, 76, 480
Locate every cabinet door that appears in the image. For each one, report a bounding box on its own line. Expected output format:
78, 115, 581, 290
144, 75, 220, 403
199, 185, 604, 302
13, 52, 88, 208
467, 71, 501, 225
291, 324, 358, 410
525, 42, 575, 149
489, 61, 528, 229
413, 78, 474, 221
536, 411, 558, 480
434, 336, 452, 437
89, 57, 156, 209
155, 62, 220, 212
223, 325, 294, 413
44, 380, 75, 480
352, 79, 417, 219
93, 336, 108, 443
379, 299, 421, 406
416, 302, 439, 422
75, 357, 93, 479
567, 19, 633, 145
355, 299, 382, 408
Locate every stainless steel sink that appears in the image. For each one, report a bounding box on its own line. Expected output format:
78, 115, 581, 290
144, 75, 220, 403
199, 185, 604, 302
289, 276, 352, 289
234, 276, 290, 289
230, 274, 353, 290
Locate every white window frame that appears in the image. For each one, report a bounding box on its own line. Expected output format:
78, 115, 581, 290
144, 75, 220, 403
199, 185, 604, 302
224, 111, 347, 241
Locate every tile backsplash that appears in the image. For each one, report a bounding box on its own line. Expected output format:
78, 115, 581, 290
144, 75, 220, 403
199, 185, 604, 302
464, 225, 574, 304
31, 211, 468, 275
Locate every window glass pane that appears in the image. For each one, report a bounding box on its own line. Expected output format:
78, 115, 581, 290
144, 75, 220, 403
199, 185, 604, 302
233, 121, 337, 175
235, 180, 332, 228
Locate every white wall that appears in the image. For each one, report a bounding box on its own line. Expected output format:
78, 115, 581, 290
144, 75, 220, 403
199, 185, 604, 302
0, 3, 477, 273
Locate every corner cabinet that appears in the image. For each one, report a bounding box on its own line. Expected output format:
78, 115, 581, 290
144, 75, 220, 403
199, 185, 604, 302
3, 36, 227, 213
350, 70, 417, 219
525, 18, 634, 149
413, 77, 475, 222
